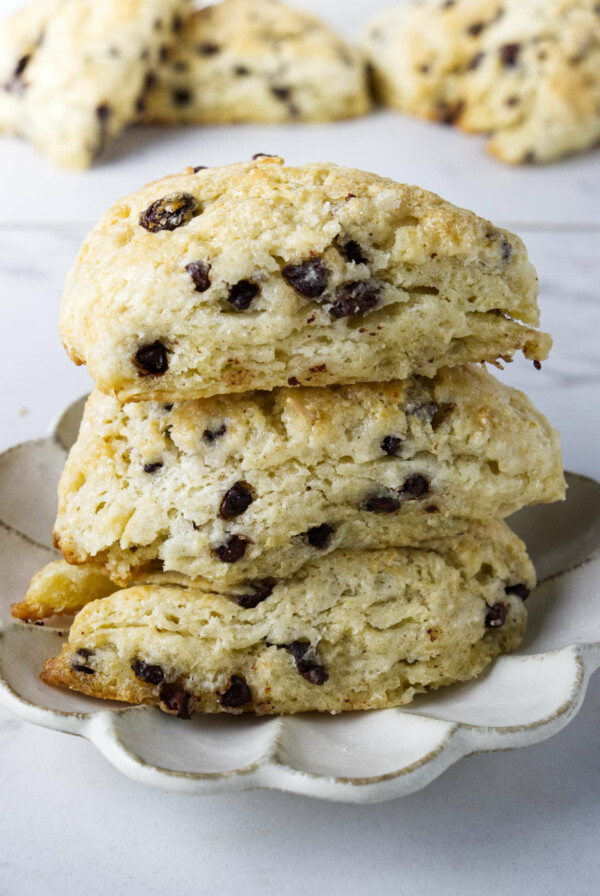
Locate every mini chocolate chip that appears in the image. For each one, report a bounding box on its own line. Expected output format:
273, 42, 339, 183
436, 99, 465, 124
236, 582, 274, 609
425, 504, 439, 513
96, 103, 111, 122
305, 524, 334, 549
220, 482, 254, 519
164, 403, 174, 411
218, 675, 251, 707
139, 193, 199, 232
363, 493, 401, 513
402, 475, 430, 498
132, 659, 165, 685
285, 642, 328, 686
467, 22, 485, 36
143, 462, 163, 473
198, 42, 220, 56
252, 152, 276, 159
381, 435, 403, 456
193, 165, 207, 172
533, 360, 542, 371
235, 65, 250, 76
159, 45, 169, 63
203, 423, 227, 443
95, 103, 111, 154
506, 95, 520, 106
160, 685, 192, 719
342, 240, 368, 264
172, 14, 183, 32
505, 583, 530, 600
287, 376, 300, 386
329, 281, 381, 319
216, 535, 249, 563
271, 85, 291, 102
4, 54, 31, 93
524, 150, 537, 164
133, 341, 169, 376
468, 52, 485, 70
485, 602, 506, 628
172, 87, 192, 106
186, 260, 211, 292
72, 663, 95, 675
410, 402, 439, 424
228, 280, 259, 310
282, 258, 329, 298
499, 43, 521, 66
76, 648, 94, 659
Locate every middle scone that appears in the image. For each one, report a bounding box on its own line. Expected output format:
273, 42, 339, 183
54, 364, 565, 588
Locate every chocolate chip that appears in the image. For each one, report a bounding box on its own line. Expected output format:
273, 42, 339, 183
133, 341, 169, 376
172, 14, 183, 32
160, 684, 192, 719
533, 360, 541, 371
436, 99, 465, 124
506, 95, 520, 107
236, 582, 274, 609
218, 675, 251, 707
235, 66, 250, 76
252, 152, 276, 159
216, 535, 249, 563
524, 150, 536, 164
409, 402, 439, 424
402, 475, 430, 498
485, 602, 506, 628
341, 240, 368, 264
220, 482, 254, 519
143, 462, 163, 473
271, 85, 291, 102
164, 403, 173, 411
193, 165, 207, 172
139, 193, 199, 232
72, 663, 95, 674
95, 103, 111, 154
381, 435, 403, 456
287, 376, 300, 386
425, 504, 439, 513
468, 52, 485, 70
305, 524, 334, 549
329, 281, 381, 318
505, 583, 530, 600
4, 54, 31, 93
363, 493, 401, 513
203, 423, 226, 444
499, 43, 521, 66
76, 648, 94, 659
285, 642, 328, 686
159, 45, 169, 63
132, 659, 165, 685
172, 87, 192, 106
228, 280, 259, 310
282, 258, 329, 298
186, 260, 211, 292
467, 22, 485, 36
198, 42, 220, 56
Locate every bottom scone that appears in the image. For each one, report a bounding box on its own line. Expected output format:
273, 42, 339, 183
40, 522, 534, 715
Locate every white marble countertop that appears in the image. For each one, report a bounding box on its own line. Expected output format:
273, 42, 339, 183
0, 1, 599, 893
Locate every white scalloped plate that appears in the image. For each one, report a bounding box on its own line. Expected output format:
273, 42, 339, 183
0, 398, 598, 802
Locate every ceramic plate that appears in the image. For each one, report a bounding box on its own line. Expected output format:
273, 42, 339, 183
0, 398, 598, 802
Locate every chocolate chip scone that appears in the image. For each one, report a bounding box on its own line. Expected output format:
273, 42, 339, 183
60, 156, 550, 400
363, 0, 600, 164
0, 0, 189, 169
141, 0, 369, 125
48, 365, 563, 595
40, 521, 534, 715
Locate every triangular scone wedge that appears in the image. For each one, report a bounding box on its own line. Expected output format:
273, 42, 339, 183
60, 157, 550, 400
141, 0, 369, 125
41, 522, 534, 716
0, 0, 190, 169
11, 559, 119, 623
362, 0, 600, 165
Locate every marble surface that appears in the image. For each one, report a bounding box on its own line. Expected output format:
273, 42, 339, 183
0, 0, 599, 893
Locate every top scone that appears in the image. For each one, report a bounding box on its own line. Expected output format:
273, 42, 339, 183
60, 156, 550, 401
363, 0, 600, 165
0, 0, 189, 170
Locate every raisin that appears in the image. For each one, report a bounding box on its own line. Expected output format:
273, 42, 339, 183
186, 260, 211, 292
143, 462, 163, 473
402, 475, 430, 498
282, 258, 329, 298
216, 535, 249, 563
218, 675, 251, 708
132, 660, 165, 685
485, 602, 506, 628
363, 493, 401, 513
305, 524, 334, 549
203, 424, 227, 444
285, 642, 328, 686
499, 43, 521, 66
228, 280, 259, 310
139, 193, 199, 232
505, 583, 530, 600
133, 341, 169, 376
329, 281, 381, 318
160, 685, 192, 719
220, 482, 254, 519
341, 240, 368, 264
381, 435, 403, 456
236, 582, 274, 609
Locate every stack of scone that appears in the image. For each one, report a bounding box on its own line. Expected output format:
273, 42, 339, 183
14, 156, 565, 717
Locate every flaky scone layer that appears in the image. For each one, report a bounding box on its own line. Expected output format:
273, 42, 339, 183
41, 522, 534, 716
59, 157, 549, 401
52, 365, 564, 590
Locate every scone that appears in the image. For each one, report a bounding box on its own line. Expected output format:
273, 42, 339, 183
142, 0, 369, 125
11, 560, 118, 623
60, 156, 550, 401
363, 0, 600, 164
49, 365, 564, 593
0, 0, 189, 169
40, 522, 534, 715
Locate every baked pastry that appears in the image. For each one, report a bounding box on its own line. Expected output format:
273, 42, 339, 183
363, 0, 600, 164
11, 559, 118, 623
0, 0, 189, 169
49, 365, 563, 592
60, 156, 550, 401
40, 522, 534, 715
142, 0, 369, 125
